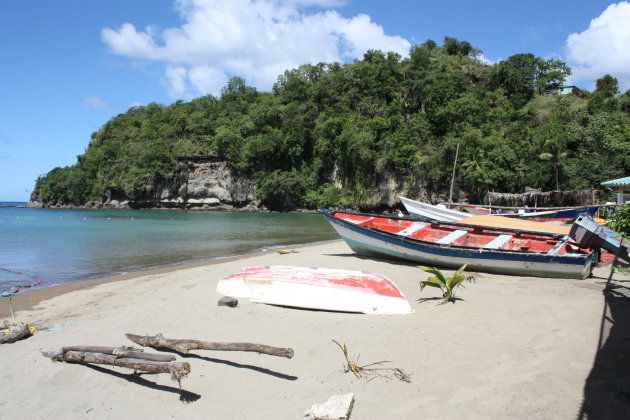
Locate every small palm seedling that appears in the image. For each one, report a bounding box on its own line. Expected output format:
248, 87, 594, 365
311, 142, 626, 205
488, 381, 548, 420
418, 264, 474, 305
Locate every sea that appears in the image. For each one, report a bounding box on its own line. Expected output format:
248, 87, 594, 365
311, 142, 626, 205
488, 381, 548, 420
0, 202, 339, 293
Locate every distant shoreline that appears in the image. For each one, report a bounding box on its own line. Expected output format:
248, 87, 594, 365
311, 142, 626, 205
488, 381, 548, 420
0, 202, 27, 208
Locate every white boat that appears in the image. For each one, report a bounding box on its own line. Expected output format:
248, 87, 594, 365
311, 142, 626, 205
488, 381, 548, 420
217, 266, 413, 315
400, 197, 469, 222
400, 196, 599, 227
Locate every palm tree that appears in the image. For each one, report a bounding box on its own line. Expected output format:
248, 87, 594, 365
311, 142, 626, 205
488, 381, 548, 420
539, 138, 567, 191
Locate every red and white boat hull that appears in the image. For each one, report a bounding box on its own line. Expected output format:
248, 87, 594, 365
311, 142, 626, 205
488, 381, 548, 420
217, 266, 413, 315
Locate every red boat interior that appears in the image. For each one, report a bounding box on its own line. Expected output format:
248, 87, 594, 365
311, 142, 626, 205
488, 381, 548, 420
332, 211, 590, 256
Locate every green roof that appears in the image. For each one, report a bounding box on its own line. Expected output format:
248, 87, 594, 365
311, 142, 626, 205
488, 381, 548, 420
601, 176, 630, 186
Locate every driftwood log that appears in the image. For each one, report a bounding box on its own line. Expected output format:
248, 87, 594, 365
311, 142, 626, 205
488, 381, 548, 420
61, 346, 176, 362
126, 333, 294, 359
0, 321, 33, 344
42, 346, 190, 382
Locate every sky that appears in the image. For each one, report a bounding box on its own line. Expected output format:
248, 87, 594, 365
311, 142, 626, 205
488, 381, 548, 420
1, 0, 629, 201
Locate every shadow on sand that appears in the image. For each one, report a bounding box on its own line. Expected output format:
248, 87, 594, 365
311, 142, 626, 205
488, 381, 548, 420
178, 353, 298, 381
147, 347, 298, 381
578, 260, 630, 419
84, 364, 201, 403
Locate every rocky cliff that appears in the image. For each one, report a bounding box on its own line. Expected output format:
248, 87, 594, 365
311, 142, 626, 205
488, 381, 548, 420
28, 155, 259, 210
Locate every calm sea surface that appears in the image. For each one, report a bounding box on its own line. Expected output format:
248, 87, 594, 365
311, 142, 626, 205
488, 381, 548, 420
0, 204, 339, 292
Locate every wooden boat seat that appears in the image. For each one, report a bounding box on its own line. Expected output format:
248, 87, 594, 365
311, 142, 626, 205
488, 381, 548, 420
396, 222, 428, 237
436, 230, 468, 244
482, 234, 513, 249
547, 236, 569, 255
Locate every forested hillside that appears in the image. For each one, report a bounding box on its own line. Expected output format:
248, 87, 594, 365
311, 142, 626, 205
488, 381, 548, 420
32, 38, 630, 211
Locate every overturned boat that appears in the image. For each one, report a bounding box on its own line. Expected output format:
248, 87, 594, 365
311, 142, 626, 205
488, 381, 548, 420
217, 266, 413, 314
318, 209, 595, 279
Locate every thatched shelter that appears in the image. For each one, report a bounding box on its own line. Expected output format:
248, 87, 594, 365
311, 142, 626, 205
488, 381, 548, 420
483, 188, 596, 208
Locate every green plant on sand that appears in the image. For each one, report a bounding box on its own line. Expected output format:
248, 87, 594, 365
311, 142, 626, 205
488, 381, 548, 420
419, 264, 474, 305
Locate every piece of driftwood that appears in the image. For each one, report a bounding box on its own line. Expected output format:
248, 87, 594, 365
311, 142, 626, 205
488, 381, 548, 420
0, 321, 33, 344
42, 349, 190, 382
276, 248, 298, 254
62, 346, 176, 362
126, 333, 294, 359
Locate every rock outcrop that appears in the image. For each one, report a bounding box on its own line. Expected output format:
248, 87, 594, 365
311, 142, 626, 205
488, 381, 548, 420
124, 155, 257, 210
28, 155, 259, 211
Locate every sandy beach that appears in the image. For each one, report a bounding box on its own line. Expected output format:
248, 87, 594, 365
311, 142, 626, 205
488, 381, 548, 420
1, 239, 629, 419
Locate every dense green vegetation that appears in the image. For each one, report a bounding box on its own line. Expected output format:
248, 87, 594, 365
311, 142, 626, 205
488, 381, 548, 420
33, 37, 630, 210
607, 204, 630, 239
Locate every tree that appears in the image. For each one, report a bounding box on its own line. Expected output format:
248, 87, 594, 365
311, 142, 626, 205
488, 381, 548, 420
493, 53, 538, 105
539, 137, 568, 191
595, 74, 619, 97
620, 89, 630, 113
588, 75, 620, 113
255, 170, 308, 211
403, 44, 435, 114
535, 58, 571, 94
442, 36, 479, 57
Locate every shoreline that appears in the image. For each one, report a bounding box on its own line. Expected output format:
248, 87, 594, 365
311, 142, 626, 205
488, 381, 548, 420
3, 240, 338, 318
23, 201, 324, 213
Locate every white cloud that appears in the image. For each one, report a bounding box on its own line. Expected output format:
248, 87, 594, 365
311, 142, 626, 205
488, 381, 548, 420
164, 66, 189, 98
188, 65, 228, 95
102, 0, 410, 99
476, 54, 495, 66
565, 1, 630, 92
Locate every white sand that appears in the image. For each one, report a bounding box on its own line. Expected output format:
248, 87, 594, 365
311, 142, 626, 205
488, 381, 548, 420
1, 240, 627, 419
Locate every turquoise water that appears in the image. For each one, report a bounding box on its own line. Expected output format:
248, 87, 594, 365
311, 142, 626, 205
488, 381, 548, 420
0, 206, 338, 292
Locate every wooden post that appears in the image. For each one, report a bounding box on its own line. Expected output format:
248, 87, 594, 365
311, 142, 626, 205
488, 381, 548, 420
448, 144, 459, 209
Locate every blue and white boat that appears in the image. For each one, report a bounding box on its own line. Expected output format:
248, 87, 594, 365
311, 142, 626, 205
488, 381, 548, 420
318, 209, 595, 279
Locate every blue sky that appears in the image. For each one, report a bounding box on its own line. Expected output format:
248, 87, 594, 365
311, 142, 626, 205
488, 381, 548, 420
1, 0, 629, 201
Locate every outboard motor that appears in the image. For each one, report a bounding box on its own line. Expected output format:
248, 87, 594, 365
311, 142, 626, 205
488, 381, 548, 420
569, 214, 629, 263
